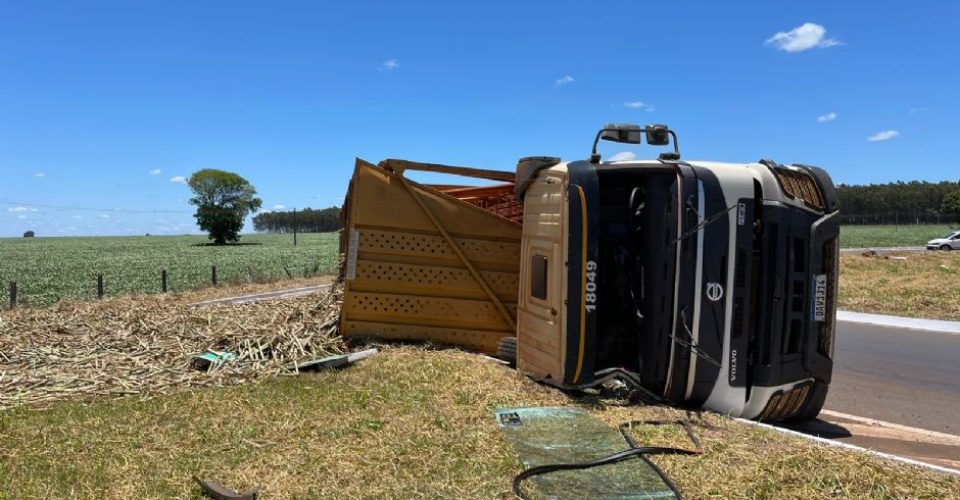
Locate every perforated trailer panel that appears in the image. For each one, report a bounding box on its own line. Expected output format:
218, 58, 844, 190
339, 159, 522, 355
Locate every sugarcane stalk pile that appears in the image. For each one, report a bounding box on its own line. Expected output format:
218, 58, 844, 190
0, 285, 344, 410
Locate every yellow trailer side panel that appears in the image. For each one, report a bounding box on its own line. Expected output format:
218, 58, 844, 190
340, 159, 521, 355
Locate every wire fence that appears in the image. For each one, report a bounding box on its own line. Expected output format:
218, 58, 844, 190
5, 258, 333, 309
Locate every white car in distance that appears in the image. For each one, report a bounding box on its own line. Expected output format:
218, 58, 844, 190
927, 230, 960, 250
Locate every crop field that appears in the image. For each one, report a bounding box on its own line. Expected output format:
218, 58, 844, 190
0, 233, 339, 306
839, 224, 957, 248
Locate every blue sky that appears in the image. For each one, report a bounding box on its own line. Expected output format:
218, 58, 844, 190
1, 1, 958, 237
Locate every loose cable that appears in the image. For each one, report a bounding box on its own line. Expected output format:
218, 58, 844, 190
512, 419, 704, 500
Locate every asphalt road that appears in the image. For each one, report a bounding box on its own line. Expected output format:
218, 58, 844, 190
825, 321, 960, 435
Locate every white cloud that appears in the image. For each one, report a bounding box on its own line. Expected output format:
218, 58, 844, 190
34, 171, 46, 178
272, 204, 286, 210
607, 151, 637, 162
909, 107, 926, 114
17, 214, 27, 219
766, 23, 841, 53
8, 206, 37, 213
867, 130, 900, 142
380, 59, 399, 71
555, 75, 575, 86
817, 112, 838, 122
99, 213, 111, 219
149, 169, 163, 176
73, 214, 83, 219
623, 101, 656, 112
170, 176, 187, 184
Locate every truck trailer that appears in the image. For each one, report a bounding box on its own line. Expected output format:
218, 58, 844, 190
339, 123, 839, 421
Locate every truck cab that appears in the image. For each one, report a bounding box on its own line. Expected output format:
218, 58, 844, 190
514, 124, 840, 421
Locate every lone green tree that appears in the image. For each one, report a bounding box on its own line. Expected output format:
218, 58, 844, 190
942, 189, 960, 224
187, 169, 262, 244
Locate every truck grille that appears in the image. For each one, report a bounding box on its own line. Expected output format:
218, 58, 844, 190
774, 168, 824, 210
731, 248, 747, 343
758, 384, 811, 421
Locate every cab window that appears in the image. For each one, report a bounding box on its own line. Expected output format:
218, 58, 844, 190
530, 254, 548, 300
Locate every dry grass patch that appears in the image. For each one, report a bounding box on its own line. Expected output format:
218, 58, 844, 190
0, 281, 341, 410
839, 251, 960, 320
2, 347, 957, 499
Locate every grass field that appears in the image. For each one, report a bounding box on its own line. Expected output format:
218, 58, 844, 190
839, 251, 960, 320
2, 345, 956, 499
839, 224, 957, 248
0, 233, 339, 306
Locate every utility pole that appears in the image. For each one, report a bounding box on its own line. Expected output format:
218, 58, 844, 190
293, 208, 298, 246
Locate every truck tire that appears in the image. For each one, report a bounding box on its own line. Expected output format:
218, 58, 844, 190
496, 336, 517, 368
784, 381, 829, 422
941, 244, 952, 251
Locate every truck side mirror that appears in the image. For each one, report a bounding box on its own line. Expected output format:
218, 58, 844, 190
590, 122, 681, 163
645, 124, 671, 146
599, 124, 643, 144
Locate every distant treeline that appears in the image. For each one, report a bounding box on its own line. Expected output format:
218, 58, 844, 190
252, 207, 341, 233
249, 181, 960, 229
837, 180, 960, 224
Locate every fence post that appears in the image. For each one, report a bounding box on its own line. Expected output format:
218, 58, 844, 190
161, 269, 168, 293
212, 265, 218, 286
97, 274, 104, 299
9, 281, 16, 309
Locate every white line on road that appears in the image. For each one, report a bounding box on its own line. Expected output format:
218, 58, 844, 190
736, 418, 960, 476
820, 409, 960, 443
837, 311, 960, 335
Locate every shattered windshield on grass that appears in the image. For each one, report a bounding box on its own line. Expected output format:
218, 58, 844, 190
495, 407, 678, 499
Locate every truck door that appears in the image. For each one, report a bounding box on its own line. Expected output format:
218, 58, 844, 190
517, 161, 599, 386
517, 167, 568, 383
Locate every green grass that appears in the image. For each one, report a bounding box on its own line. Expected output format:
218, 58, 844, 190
840, 224, 957, 248
0, 233, 339, 306
1, 347, 956, 499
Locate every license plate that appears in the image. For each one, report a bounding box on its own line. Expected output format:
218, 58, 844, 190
812, 274, 827, 322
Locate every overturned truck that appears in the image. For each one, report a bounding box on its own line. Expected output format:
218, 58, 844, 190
339, 124, 839, 421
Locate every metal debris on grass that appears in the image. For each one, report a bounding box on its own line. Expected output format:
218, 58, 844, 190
295, 347, 378, 372
0, 285, 345, 410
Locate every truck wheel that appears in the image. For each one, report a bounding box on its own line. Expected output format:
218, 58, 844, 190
784, 381, 829, 422
496, 336, 517, 368
941, 244, 952, 251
